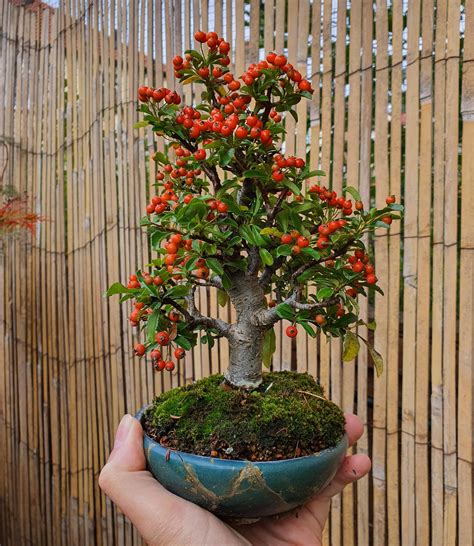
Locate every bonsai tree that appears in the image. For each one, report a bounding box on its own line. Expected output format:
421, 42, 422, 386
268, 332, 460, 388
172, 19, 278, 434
107, 31, 401, 389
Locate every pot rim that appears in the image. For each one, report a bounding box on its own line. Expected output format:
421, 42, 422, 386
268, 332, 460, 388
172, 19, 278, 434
136, 404, 349, 466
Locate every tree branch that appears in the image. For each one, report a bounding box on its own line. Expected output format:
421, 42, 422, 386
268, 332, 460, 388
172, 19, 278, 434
163, 287, 231, 337
290, 239, 356, 282
202, 164, 222, 193
251, 292, 340, 327
266, 189, 289, 226
259, 255, 286, 288
189, 275, 223, 289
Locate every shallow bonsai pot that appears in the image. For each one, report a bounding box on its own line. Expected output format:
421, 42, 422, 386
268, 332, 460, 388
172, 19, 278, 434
136, 405, 348, 520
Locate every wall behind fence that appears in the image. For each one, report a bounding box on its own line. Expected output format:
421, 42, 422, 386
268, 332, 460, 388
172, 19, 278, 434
0, 1, 473, 545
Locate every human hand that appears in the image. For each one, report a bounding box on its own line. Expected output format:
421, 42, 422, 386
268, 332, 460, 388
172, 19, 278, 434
99, 413, 370, 546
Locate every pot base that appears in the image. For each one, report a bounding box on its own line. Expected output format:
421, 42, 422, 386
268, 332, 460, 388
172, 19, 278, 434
136, 406, 348, 520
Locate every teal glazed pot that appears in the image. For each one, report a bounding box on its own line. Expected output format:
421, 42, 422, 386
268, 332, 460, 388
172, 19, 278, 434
136, 406, 348, 520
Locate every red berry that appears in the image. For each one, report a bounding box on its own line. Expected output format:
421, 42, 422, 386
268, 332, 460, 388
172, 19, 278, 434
155, 331, 170, 345
194, 149, 206, 161
297, 236, 309, 248
219, 41, 230, 54
170, 233, 182, 245
235, 126, 248, 138
168, 311, 180, 322
274, 55, 287, 67
272, 170, 284, 182
198, 67, 210, 78
286, 325, 298, 338
386, 195, 396, 204
315, 315, 326, 326
196, 267, 209, 279
195, 31, 207, 43
150, 349, 162, 361
155, 359, 166, 371
165, 360, 175, 371
366, 274, 377, 285
174, 348, 185, 360
281, 233, 293, 244
352, 261, 365, 273
292, 245, 301, 255
134, 343, 146, 357
217, 202, 229, 213
260, 129, 271, 143
382, 216, 393, 225
298, 80, 312, 92
246, 115, 258, 127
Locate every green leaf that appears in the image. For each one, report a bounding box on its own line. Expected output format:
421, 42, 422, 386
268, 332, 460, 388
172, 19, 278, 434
154, 151, 169, 164
206, 257, 224, 276
166, 285, 190, 298
239, 225, 256, 245
301, 247, 320, 259
217, 289, 229, 307
344, 186, 362, 202
342, 331, 360, 361
289, 108, 298, 122
366, 321, 377, 331
276, 210, 289, 232
221, 147, 235, 166
282, 180, 301, 195
133, 120, 149, 129
317, 287, 333, 301
367, 344, 384, 376
262, 328, 276, 368
276, 244, 293, 256
181, 74, 200, 85
251, 225, 268, 246
275, 303, 294, 320
300, 321, 317, 338
243, 169, 267, 179
388, 203, 404, 212
146, 308, 160, 343
106, 282, 132, 296
302, 169, 326, 180
260, 227, 283, 237
221, 272, 232, 289
174, 335, 193, 350
259, 248, 274, 266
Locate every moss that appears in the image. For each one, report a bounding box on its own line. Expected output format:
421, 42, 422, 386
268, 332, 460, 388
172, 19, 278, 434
143, 371, 346, 461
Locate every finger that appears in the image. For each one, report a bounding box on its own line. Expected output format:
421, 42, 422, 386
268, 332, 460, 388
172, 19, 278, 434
317, 453, 371, 501
344, 413, 364, 447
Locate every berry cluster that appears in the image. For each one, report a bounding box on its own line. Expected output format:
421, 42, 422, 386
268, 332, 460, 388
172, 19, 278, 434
138, 86, 181, 105
271, 153, 306, 183
133, 313, 189, 373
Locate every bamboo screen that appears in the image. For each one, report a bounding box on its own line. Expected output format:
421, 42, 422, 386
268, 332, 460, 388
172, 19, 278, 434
0, 1, 473, 545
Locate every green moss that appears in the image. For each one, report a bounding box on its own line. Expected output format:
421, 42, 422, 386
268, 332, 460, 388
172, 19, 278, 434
144, 371, 346, 461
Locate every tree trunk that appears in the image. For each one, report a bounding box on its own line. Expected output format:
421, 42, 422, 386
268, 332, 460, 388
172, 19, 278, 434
223, 272, 268, 389
225, 324, 265, 388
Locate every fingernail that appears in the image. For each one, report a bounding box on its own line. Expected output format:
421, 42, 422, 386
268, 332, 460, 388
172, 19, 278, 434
113, 414, 134, 450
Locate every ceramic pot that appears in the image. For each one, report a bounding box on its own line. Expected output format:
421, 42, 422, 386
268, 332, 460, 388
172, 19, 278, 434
136, 405, 348, 520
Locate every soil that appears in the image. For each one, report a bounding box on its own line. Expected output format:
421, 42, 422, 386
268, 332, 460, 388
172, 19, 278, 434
143, 371, 345, 461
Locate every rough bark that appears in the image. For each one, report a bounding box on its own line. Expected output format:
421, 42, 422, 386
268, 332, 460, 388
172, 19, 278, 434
224, 272, 269, 388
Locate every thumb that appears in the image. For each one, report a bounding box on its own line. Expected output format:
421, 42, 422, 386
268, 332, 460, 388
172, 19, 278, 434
99, 415, 246, 546
98, 415, 184, 544
105, 414, 146, 470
